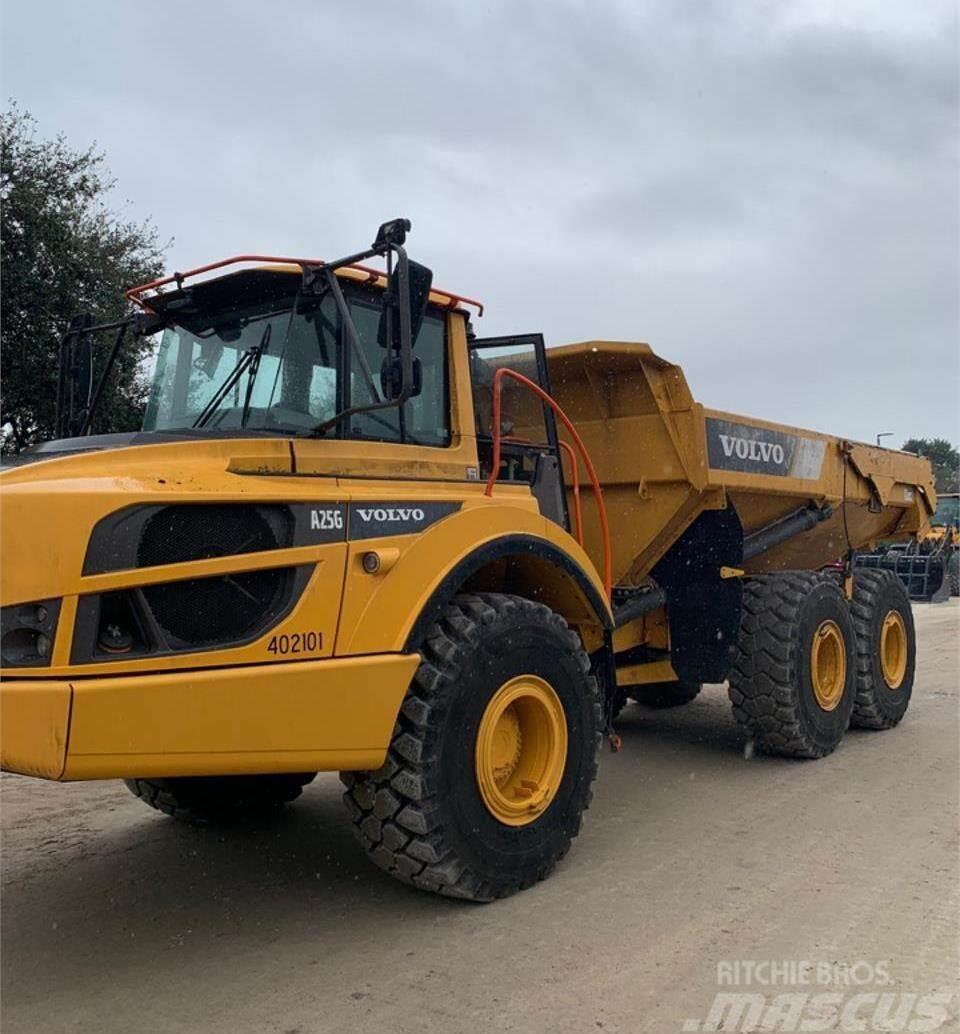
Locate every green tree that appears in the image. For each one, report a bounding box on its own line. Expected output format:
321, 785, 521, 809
1, 105, 167, 452
902, 437, 959, 494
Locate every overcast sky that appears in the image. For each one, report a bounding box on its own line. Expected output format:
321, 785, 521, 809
4, 0, 958, 446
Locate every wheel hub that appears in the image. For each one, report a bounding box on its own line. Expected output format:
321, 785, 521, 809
491, 706, 523, 785
811, 619, 846, 712
879, 610, 907, 689
475, 675, 567, 826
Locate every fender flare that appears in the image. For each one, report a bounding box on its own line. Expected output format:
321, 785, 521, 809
403, 533, 612, 652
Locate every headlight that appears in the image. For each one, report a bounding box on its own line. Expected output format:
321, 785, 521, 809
1, 599, 61, 667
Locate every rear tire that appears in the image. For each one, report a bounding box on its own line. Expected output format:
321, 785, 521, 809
123, 773, 315, 825
728, 572, 856, 758
630, 681, 701, 709
341, 593, 602, 901
948, 553, 959, 597
850, 569, 915, 729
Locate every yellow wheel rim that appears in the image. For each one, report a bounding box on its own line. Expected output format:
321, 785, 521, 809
879, 610, 907, 689
475, 675, 567, 827
810, 619, 846, 712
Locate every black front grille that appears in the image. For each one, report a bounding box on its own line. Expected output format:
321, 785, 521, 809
71, 565, 311, 664
136, 504, 291, 568
83, 502, 294, 576
133, 505, 293, 647
73, 503, 309, 662
141, 568, 291, 647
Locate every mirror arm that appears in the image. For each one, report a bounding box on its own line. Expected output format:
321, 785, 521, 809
323, 268, 382, 405
80, 320, 131, 436
305, 224, 419, 436
391, 242, 415, 406
58, 314, 146, 438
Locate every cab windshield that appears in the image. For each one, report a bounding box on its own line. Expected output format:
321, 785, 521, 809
142, 280, 449, 445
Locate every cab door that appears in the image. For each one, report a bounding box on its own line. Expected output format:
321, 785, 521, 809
468, 333, 569, 532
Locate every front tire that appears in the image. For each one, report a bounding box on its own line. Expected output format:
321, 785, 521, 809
341, 593, 602, 901
728, 573, 856, 758
849, 569, 915, 729
123, 773, 315, 825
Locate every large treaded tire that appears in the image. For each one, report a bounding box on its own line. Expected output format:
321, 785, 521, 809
630, 681, 701, 709
123, 773, 316, 825
728, 572, 856, 758
341, 593, 603, 902
849, 569, 916, 729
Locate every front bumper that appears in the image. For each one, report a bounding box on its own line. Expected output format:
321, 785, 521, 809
0, 653, 419, 781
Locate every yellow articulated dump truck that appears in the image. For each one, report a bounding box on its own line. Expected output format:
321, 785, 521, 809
0, 220, 938, 901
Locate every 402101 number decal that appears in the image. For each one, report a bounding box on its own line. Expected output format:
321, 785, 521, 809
266, 631, 323, 656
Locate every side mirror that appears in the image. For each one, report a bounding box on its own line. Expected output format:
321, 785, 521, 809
55, 315, 95, 439
381, 355, 422, 400
377, 258, 433, 352
195, 338, 225, 377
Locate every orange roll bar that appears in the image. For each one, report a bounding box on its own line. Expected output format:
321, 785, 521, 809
125, 255, 484, 316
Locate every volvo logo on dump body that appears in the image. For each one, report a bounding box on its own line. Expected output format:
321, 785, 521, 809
706, 417, 827, 480
718, 434, 786, 466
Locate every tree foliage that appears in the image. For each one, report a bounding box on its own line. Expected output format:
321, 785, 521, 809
1, 105, 167, 452
902, 437, 959, 494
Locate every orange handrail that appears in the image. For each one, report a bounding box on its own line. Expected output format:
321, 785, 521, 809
484, 368, 612, 600
124, 254, 485, 315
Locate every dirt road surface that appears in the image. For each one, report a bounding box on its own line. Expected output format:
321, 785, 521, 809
2, 601, 957, 1033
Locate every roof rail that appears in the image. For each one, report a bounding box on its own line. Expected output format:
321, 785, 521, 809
125, 254, 484, 316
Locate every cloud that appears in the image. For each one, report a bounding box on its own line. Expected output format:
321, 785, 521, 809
3, 0, 957, 444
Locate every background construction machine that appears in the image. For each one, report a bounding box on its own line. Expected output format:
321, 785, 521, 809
0, 220, 940, 900
938, 494, 960, 596
855, 491, 958, 602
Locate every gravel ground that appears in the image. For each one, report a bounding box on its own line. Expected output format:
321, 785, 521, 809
2, 600, 957, 1033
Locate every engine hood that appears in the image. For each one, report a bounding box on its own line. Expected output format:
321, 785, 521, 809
0, 436, 294, 606
1, 429, 296, 470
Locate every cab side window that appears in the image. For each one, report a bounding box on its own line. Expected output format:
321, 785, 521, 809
469, 338, 551, 481
347, 299, 449, 446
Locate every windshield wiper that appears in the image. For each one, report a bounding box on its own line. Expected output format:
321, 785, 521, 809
240, 324, 271, 428
192, 323, 272, 429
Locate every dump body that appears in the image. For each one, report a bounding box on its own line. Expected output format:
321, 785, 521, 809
529, 342, 936, 586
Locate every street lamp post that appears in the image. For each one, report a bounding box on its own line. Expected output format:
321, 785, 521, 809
876, 432, 893, 447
